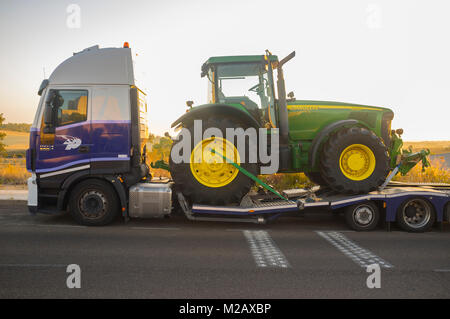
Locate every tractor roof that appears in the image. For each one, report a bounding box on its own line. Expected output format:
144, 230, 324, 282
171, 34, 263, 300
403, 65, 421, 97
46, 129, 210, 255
204, 55, 278, 66
201, 54, 279, 77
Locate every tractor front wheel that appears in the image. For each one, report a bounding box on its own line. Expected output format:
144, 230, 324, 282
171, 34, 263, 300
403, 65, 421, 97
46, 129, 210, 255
320, 127, 390, 194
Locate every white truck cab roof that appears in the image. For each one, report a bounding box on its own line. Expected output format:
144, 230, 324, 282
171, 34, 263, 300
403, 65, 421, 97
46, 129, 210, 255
48, 45, 135, 86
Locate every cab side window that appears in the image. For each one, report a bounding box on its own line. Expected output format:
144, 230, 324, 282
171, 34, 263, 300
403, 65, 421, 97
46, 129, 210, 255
55, 90, 88, 127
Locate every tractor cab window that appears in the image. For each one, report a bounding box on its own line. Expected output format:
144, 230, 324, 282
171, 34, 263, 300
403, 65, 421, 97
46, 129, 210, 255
215, 63, 275, 125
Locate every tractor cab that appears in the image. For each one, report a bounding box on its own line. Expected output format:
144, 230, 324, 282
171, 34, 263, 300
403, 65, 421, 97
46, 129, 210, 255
201, 54, 279, 128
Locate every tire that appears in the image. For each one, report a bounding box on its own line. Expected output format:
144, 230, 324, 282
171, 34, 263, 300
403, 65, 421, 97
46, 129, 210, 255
304, 172, 328, 187
169, 117, 258, 205
344, 202, 380, 231
396, 197, 436, 232
320, 127, 390, 194
68, 179, 120, 226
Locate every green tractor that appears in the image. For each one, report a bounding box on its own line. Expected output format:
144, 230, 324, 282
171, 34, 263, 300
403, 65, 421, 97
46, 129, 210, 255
169, 51, 412, 205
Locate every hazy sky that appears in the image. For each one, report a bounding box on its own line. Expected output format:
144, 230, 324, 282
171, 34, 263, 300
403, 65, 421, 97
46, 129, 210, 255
0, 0, 449, 140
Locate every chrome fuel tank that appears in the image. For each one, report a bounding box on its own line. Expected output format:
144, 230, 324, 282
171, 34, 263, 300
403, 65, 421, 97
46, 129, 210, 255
129, 181, 173, 218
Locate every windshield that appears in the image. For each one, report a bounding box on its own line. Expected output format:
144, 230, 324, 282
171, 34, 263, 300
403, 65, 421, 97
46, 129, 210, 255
214, 63, 275, 125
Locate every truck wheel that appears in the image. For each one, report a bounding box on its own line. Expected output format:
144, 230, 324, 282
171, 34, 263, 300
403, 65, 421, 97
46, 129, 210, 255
304, 172, 328, 187
344, 202, 380, 231
396, 198, 435, 232
68, 179, 120, 226
320, 127, 389, 194
170, 117, 258, 205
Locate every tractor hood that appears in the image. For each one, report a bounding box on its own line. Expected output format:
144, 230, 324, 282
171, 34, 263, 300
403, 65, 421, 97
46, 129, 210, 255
287, 100, 392, 113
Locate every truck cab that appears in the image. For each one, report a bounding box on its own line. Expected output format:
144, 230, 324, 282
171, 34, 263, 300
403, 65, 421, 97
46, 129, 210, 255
27, 45, 149, 218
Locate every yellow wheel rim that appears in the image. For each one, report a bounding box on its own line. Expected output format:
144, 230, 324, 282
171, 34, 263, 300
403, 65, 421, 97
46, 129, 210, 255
339, 144, 376, 181
190, 137, 240, 188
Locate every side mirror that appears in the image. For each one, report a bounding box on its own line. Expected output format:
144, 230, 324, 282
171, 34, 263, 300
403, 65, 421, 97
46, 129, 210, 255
38, 79, 49, 96
186, 100, 194, 108
43, 93, 55, 134
43, 103, 53, 126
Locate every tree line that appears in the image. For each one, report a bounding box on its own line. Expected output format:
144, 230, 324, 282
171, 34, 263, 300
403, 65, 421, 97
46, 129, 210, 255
0, 122, 32, 132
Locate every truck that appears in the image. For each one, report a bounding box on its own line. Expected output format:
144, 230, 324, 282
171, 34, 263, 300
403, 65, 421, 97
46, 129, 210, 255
26, 44, 450, 232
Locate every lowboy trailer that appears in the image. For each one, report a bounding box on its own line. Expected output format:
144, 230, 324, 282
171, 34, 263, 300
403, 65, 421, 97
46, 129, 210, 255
125, 179, 450, 232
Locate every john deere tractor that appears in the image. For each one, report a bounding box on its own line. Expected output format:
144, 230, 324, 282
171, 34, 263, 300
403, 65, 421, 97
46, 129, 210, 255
169, 51, 409, 205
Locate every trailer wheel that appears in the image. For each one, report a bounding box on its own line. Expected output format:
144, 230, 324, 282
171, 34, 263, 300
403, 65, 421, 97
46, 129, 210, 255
344, 202, 380, 231
396, 198, 435, 232
68, 179, 119, 226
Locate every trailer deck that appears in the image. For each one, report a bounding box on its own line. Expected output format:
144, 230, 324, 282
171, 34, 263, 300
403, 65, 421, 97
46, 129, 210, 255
177, 183, 450, 231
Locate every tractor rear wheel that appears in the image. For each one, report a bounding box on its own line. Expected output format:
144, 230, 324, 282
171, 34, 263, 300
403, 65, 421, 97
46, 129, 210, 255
320, 127, 389, 194
169, 117, 258, 205
304, 172, 328, 187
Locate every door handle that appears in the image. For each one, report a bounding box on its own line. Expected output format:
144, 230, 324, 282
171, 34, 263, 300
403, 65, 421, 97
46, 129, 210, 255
79, 145, 90, 153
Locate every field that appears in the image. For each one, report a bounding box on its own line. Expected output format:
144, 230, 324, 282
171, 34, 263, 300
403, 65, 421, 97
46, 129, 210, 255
0, 157, 28, 185
403, 141, 450, 155
0, 130, 29, 151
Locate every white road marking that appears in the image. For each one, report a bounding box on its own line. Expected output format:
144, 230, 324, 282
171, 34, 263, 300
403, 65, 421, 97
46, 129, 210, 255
130, 227, 180, 230
243, 230, 290, 268
316, 231, 393, 269
36, 224, 87, 228
0, 223, 86, 228
0, 264, 67, 268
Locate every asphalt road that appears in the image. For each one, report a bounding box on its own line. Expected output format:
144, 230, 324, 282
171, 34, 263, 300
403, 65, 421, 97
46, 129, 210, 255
0, 200, 449, 299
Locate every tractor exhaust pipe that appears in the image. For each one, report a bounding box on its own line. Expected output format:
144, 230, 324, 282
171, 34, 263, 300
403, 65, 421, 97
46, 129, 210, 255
276, 51, 295, 145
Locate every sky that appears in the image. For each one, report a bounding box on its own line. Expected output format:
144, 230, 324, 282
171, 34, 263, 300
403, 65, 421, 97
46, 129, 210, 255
0, 0, 449, 141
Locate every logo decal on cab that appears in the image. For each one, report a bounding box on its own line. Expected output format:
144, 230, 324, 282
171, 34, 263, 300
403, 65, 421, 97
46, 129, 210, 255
61, 135, 82, 150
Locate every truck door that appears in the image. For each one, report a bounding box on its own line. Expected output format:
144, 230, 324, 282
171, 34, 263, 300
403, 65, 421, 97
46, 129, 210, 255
89, 86, 131, 173
36, 88, 91, 177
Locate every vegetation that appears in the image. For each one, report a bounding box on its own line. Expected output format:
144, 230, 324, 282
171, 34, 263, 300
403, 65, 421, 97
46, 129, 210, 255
393, 157, 450, 184
147, 133, 172, 178
0, 114, 6, 155
0, 157, 29, 185
0, 122, 31, 133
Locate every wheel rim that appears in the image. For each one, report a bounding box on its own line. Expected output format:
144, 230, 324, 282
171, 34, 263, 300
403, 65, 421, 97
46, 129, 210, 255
190, 136, 240, 188
401, 199, 431, 229
79, 190, 107, 219
353, 204, 374, 226
339, 144, 376, 181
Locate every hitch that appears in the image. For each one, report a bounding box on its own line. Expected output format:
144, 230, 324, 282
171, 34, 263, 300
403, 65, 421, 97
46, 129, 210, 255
380, 131, 431, 191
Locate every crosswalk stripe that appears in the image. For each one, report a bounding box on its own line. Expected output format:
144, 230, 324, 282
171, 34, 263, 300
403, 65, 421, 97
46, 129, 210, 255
243, 230, 290, 268
316, 231, 393, 269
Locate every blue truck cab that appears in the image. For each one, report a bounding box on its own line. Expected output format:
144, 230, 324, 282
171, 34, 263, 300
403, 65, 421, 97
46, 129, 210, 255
26, 45, 151, 224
